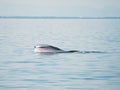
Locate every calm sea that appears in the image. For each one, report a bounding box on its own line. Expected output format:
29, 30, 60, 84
0, 18, 120, 90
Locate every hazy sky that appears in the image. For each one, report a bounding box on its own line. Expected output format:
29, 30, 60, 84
0, 0, 120, 17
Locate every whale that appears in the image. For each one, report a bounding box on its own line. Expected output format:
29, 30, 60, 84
34, 44, 105, 54
34, 44, 79, 53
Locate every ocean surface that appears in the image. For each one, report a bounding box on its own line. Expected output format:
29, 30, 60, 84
0, 18, 120, 90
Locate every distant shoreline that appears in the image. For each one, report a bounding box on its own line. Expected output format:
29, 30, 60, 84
0, 16, 120, 19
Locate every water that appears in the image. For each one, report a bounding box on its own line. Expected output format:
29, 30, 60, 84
0, 18, 120, 90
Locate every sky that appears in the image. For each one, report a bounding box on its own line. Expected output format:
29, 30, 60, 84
0, 0, 120, 17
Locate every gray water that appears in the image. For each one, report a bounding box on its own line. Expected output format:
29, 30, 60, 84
0, 18, 120, 90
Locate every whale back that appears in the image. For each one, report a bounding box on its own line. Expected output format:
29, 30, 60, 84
34, 44, 79, 53
34, 44, 64, 53
39, 44, 62, 51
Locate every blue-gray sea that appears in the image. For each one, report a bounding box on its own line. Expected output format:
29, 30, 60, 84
0, 18, 120, 90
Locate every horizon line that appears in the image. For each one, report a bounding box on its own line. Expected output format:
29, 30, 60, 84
0, 16, 120, 19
